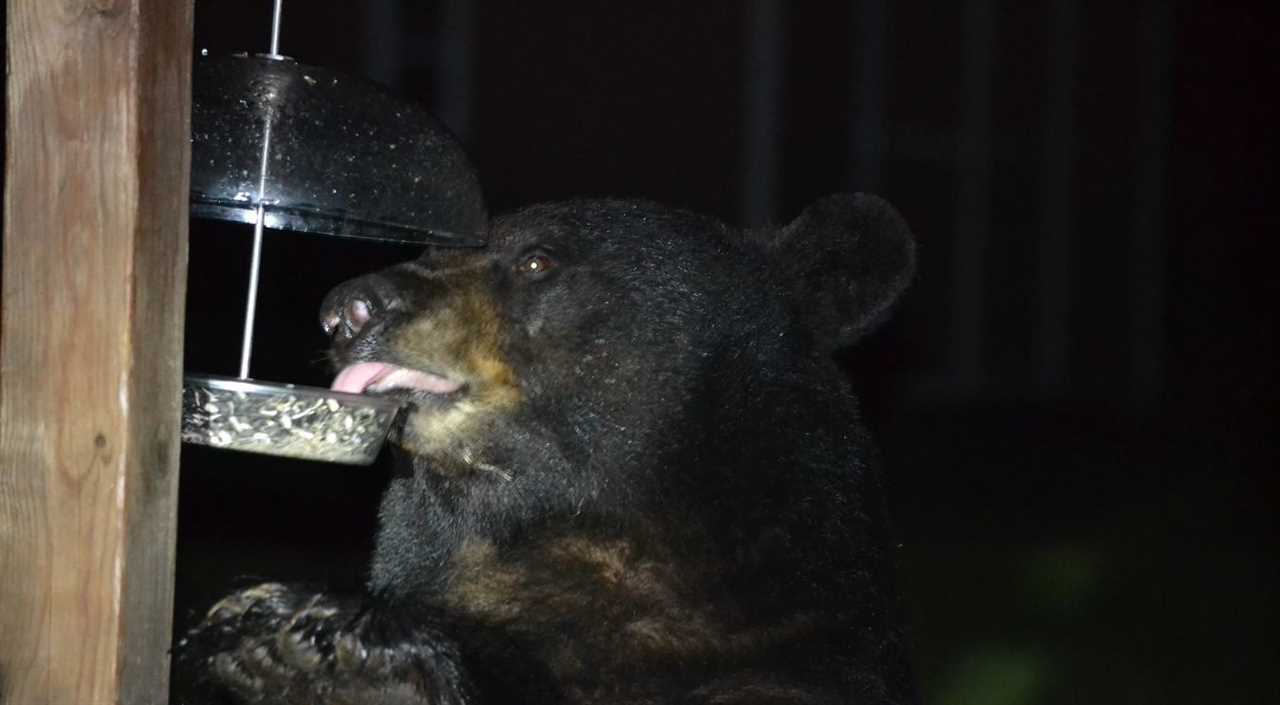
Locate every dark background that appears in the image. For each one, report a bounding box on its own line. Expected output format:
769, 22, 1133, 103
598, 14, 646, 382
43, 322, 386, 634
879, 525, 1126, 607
174, 2, 1277, 703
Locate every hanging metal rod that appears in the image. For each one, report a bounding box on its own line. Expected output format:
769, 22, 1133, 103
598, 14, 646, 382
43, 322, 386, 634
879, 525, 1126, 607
238, 0, 284, 379
269, 0, 284, 56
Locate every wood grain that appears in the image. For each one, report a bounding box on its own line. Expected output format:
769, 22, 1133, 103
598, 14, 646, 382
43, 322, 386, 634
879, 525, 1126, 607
1, 1, 194, 703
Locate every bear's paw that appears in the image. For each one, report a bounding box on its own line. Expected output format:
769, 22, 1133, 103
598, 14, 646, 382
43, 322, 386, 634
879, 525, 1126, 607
175, 583, 473, 705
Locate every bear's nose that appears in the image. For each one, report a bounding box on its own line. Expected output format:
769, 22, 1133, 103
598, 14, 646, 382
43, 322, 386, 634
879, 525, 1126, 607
320, 274, 403, 343
321, 298, 371, 340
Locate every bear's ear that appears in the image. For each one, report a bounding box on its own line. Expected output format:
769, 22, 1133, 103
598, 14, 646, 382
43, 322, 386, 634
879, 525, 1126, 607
760, 193, 915, 352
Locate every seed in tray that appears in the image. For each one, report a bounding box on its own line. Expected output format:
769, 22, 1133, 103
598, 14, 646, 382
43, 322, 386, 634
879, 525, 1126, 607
183, 383, 399, 462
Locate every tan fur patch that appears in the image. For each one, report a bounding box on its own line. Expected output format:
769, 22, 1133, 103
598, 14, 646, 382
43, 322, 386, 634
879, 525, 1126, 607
388, 277, 520, 462
443, 538, 528, 621
442, 534, 819, 669
694, 679, 838, 705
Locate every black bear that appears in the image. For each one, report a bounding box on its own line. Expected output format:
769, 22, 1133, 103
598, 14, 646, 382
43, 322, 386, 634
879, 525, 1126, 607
174, 194, 917, 705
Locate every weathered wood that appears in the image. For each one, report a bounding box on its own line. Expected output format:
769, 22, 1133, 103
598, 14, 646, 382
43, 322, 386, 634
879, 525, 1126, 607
0, 1, 194, 703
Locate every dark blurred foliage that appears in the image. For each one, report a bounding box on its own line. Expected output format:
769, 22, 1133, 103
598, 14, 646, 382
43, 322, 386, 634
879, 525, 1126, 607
168, 2, 1279, 703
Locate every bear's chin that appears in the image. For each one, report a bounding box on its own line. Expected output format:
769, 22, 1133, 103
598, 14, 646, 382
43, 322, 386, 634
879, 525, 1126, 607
385, 395, 517, 480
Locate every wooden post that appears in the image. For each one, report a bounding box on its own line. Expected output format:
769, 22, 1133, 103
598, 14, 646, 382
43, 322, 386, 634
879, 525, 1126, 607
0, 1, 193, 703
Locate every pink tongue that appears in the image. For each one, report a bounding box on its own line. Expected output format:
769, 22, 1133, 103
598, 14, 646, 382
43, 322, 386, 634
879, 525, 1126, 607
330, 362, 395, 394
330, 362, 464, 396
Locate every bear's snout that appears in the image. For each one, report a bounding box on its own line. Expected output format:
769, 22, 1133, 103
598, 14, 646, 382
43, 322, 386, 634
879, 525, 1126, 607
319, 270, 417, 345
320, 297, 370, 340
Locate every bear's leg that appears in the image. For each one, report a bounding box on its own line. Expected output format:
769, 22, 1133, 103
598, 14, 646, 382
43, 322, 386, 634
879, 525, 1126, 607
173, 583, 474, 705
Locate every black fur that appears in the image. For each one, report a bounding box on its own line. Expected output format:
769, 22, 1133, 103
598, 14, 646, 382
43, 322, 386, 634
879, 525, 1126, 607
174, 194, 917, 705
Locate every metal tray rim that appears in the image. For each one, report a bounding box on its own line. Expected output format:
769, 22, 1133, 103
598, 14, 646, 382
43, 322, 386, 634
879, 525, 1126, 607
184, 373, 404, 413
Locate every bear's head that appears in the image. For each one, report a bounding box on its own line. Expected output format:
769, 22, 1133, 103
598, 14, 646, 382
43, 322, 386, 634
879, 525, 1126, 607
320, 194, 914, 596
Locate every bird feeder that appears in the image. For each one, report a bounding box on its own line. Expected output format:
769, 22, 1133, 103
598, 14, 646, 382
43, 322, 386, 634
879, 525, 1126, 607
182, 0, 486, 464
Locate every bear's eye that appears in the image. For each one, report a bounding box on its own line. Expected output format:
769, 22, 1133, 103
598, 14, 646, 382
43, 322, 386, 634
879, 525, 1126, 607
516, 252, 556, 278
